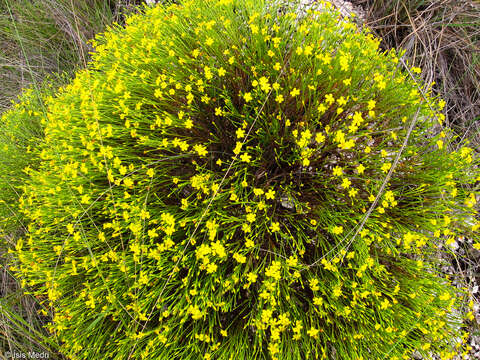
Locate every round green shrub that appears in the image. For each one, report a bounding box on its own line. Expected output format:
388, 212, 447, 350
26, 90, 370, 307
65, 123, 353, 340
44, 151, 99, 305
11, 0, 480, 359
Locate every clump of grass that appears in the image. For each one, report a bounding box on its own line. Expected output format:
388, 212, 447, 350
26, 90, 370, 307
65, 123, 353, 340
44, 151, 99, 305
354, 0, 480, 143
7, 0, 480, 359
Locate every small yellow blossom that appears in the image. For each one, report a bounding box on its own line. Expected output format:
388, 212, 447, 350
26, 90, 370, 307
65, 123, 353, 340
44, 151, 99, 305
233, 252, 246, 264
307, 327, 320, 339
290, 88, 300, 97
341, 178, 351, 189
265, 189, 276, 199
357, 164, 365, 174
240, 153, 251, 163
332, 226, 343, 235
270, 222, 280, 232
381, 162, 392, 173
247, 272, 257, 282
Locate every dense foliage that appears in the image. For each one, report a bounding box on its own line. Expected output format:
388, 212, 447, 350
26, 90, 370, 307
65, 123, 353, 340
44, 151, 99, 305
0, 87, 46, 235
9, 0, 480, 359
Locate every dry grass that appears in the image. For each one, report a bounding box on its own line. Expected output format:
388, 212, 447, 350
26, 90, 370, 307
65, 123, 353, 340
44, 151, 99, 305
0, 0, 143, 112
352, 0, 480, 145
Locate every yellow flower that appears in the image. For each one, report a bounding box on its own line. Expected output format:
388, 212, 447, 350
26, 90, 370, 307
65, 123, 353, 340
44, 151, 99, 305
341, 178, 351, 189
348, 188, 358, 197
357, 164, 365, 174
265, 261, 282, 280
265, 189, 275, 200
233, 142, 243, 155
247, 272, 257, 282
257, 201, 266, 210
380, 298, 390, 310
333, 166, 343, 176
188, 305, 203, 320
337, 96, 347, 106
286, 256, 298, 267
211, 241, 226, 258
313, 297, 323, 306
240, 153, 251, 163
206, 263, 217, 274
325, 93, 334, 104
381, 162, 392, 173
80, 194, 90, 204
243, 92, 252, 102
235, 128, 245, 139
335, 131, 345, 144
270, 222, 280, 232
204, 66, 213, 80
246, 212, 256, 223
307, 327, 319, 339
259, 76, 271, 92
411, 66, 422, 74
253, 188, 264, 196
233, 252, 246, 264
290, 88, 300, 97
194, 144, 208, 157
439, 292, 451, 301
66, 223, 75, 234
332, 226, 343, 235
315, 132, 325, 143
